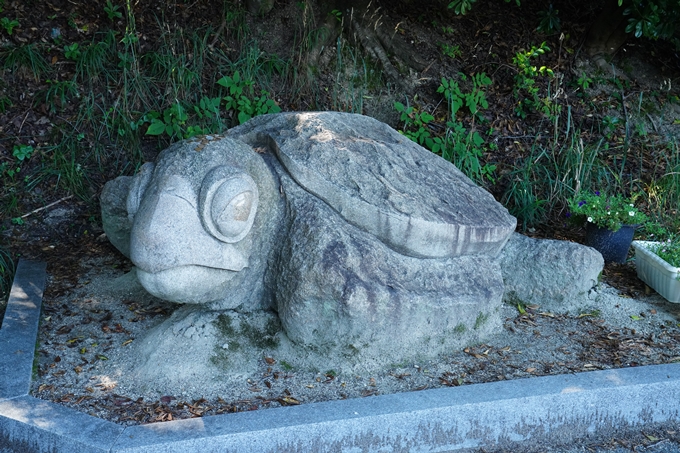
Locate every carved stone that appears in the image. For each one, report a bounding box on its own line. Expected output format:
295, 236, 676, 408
101, 112, 517, 386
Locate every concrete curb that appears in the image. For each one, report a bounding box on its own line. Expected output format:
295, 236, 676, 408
1, 259, 680, 452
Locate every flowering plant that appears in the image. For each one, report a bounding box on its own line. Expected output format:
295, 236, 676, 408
649, 237, 680, 271
568, 191, 647, 232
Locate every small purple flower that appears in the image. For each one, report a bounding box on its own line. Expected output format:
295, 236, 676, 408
594, 191, 600, 196
565, 212, 571, 218
578, 201, 586, 207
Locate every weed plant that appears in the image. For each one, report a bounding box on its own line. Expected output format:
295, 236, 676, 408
395, 73, 496, 185
1, 43, 51, 80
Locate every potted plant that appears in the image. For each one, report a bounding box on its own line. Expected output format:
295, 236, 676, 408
568, 191, 647, 263
631, 237, 680, 303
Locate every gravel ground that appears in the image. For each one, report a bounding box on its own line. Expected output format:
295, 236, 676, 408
29, 257, 680, 427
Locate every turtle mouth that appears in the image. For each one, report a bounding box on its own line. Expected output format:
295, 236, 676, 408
135, 265, 236, 304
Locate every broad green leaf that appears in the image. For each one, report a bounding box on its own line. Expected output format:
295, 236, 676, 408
146, 121, 166, 135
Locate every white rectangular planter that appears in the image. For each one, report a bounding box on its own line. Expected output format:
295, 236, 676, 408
632, 241, 680, 303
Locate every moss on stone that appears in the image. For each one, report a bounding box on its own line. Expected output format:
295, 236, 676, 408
454, 323, 467, 334
474, 312, 489, 330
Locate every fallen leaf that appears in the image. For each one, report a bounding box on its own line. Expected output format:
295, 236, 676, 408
526, 367, 536, 373
160, 395, 175, 404
279, 396, 300, 405
264, 357, 276, 365
122, 339, 133, 346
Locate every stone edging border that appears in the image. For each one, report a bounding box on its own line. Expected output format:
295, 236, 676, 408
1, 259, 679, 452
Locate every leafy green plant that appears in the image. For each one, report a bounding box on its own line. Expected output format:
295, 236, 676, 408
536, 4, 560, 33
63, 43, 81, 61
448, 0, 476, 15
512, 42, 554, 118
1, 145, 33, 181
575, 72, 593, 91
217, 71, 281, 125
12, 144, 34, 161
568, 191, 647, 231
441, 43, 461, 59
438, 73, 491, 121
144, 96, 225, 141
0, 161, 19, 179
104, 0, 123, 21
0, 17, 19, 35
395, 74, 496, 184
145, 103, 191, 140
449, 0, 519, 15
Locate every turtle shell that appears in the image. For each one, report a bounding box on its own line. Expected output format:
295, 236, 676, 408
229, 112, 516, 258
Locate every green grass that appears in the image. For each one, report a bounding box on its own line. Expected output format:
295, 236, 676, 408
1, 43, 51, 80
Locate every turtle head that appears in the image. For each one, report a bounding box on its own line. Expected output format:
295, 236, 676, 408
101, 135, 278, 307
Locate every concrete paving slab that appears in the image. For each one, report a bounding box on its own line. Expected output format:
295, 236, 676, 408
0, 260, 46, 400
1, 258, 680, 452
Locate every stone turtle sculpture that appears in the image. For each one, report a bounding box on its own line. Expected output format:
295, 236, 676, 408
101, 112, 517, 383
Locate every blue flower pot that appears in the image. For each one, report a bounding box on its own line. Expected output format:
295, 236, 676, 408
585, 223, 636, 264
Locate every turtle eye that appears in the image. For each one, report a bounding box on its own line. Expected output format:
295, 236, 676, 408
200, 166, 258, 243
126, 162, 155, 221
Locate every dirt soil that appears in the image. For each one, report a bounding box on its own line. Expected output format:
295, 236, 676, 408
17, 207, 680, 431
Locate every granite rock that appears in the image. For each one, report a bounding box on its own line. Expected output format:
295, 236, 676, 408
499, 233, 604, 311
100, 112, 516, 380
